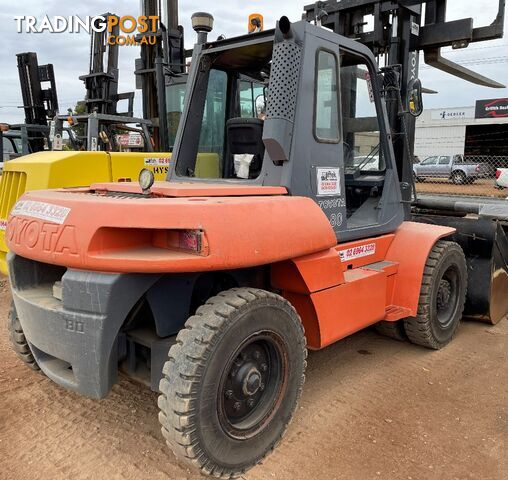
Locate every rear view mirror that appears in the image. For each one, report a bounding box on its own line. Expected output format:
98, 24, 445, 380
408, 79, 423, 117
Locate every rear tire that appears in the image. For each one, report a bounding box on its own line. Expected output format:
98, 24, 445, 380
404, 241, 467, 350
451, 171, 467, 185
8, 303, 40, 371
158, 288, 307, 478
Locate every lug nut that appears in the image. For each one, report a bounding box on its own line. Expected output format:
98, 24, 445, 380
260, 363, 267, 372
259, 383, 265, 392
233, 402, 241, 411
253, 351, 261, 360
225, 389, 233, 399
247, 398, 255, 408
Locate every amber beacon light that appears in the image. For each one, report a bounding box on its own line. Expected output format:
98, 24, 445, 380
248, 13, 264, 33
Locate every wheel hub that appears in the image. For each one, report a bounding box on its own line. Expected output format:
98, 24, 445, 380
435, 266, 460, 329
219, 333, 286, 439
243, 368, 262, 396
437, 279, 452, 310
223, 344, 269, 421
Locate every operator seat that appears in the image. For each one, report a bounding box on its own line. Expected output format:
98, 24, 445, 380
226, 118, 265, 178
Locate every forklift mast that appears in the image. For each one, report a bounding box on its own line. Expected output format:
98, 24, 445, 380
16, 52, 59, 151
135, 0, 185, 152
79, 13, 135, 117
303, 0, 506, 216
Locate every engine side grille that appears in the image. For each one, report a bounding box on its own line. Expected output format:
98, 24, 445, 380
0, 171, 27, 219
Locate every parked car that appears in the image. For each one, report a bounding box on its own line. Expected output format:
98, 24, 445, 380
353, 155, 380, 171
413, 154, 489, 185
496, 168, 508, 188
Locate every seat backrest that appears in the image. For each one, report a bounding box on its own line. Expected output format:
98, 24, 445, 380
226, 117, 265, 178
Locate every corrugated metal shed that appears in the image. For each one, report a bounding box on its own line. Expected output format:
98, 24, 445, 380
415, 105, 508, 158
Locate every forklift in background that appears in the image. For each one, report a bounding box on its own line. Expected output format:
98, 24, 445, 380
135, 0, 187, 152
6, 1, 508, 478
0, 5, 190, 275
0, 52, 78, 160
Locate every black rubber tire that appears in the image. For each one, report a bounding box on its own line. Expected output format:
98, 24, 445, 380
404, 241, 467, 350
158, 288, 307, 479
8, 303, 40, 371
374, 320, 407, 341
451, 171, 467, 185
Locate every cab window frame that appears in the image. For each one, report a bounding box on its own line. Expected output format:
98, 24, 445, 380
313, 48, 341, 144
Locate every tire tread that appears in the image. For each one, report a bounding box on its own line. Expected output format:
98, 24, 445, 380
8, 305, 40, 371
404, 241, 467, 349
158, 288, 307, 479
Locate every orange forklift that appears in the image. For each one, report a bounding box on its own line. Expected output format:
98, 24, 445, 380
6, 1, 507, 478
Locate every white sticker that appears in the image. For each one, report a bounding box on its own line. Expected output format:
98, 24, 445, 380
144, 157, 170, 167
49, 121, 56, 142
53, 134, 63, 151
0, 220, 7, 231
11, 201, 71, 225
339, 243, 376, 262
317, 168, 341, 196
411, 22, 420, 36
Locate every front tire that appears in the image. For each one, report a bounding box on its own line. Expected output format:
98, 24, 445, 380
404, 241, 467, 350
158, 288, 307, 478
8, 303, 40, 371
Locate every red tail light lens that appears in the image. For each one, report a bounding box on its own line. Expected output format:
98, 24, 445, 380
496, 169, 502, 179
153, 229, 209, 256
179, 230, 202, 252
475, 165, 481, 173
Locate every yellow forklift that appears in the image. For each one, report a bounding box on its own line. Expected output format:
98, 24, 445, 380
0, 4, 189, 274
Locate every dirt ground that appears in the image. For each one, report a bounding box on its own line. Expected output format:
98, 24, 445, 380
0, 279, 506, 480
415, 178, 507, 198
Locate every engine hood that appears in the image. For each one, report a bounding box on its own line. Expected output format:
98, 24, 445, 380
6, 182, 336, 273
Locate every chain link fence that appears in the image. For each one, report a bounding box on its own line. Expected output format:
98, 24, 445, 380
413, 154, 508, 198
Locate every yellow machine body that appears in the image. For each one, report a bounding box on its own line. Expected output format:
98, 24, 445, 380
0, 150, 173, 275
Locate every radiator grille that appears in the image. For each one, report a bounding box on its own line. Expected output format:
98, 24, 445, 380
0, 171, 27, 219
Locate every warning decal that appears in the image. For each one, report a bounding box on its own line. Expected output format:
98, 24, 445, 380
11, 200, 71, 225
338, 243, 376, 262
317, 168, 341, 196
144, 157, 170, 167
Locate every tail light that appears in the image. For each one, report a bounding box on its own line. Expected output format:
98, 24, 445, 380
475, 165, 481, 173
153, 229, 209, 256
89, 228, 209, 257
496, 169, 502, 179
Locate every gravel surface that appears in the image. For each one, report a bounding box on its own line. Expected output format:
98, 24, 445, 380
0, 279, 506, 480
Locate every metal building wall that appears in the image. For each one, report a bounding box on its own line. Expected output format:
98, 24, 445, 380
415, 125, 467, 158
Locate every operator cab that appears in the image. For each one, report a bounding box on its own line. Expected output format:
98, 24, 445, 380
170, 19, 404, 242
174, 36, 271, 179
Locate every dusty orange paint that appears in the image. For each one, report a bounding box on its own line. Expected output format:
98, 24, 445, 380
7, 180, 455, 351
272, 248, 345, 294
90, 181, 288, 197
274, 222, 455, 349
385, 221, 455, 313
7, 187, 336, 273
